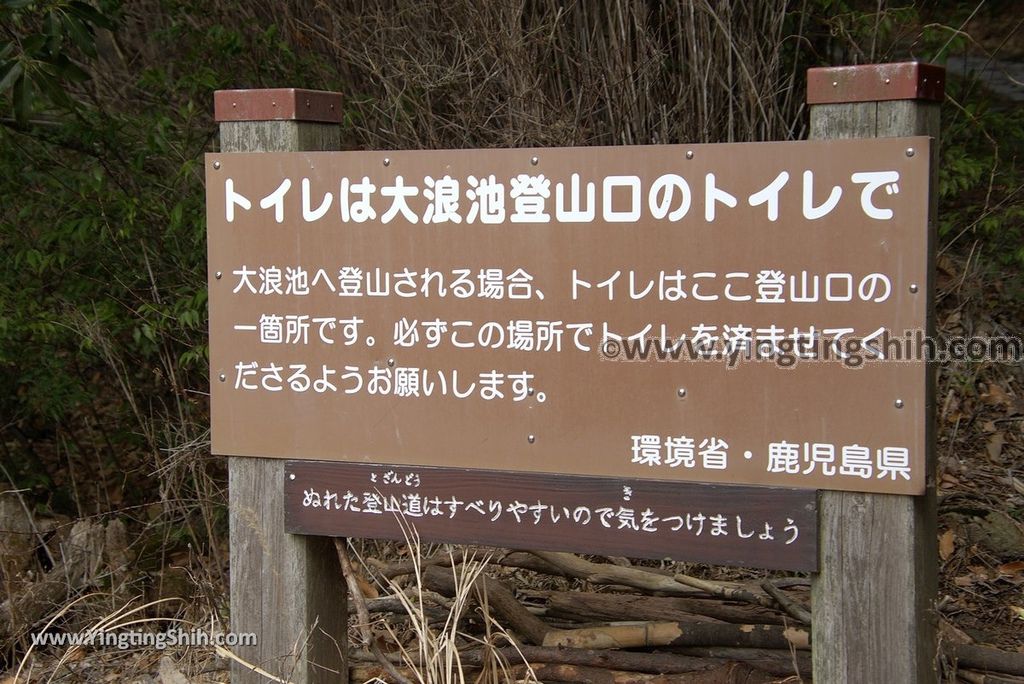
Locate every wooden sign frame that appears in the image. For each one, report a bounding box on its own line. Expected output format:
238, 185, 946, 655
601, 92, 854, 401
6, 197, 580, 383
214, 61, 942, 684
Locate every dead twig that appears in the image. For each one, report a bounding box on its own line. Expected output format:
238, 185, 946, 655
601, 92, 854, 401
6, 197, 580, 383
537, 589, 787, 626
334, 539, 414, 684
672, 573, 774, 609
527, 550, 706, 597
759, 580, 811, 625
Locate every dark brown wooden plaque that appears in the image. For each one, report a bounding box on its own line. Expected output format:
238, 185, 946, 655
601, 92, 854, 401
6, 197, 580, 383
208, 138, 932, 494
284, 460, 818, 571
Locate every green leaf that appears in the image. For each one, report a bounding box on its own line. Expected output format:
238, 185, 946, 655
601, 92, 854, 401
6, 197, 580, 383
33, 67, 72, 107
0, 60, 22, 93
2, 0, 37, 9
67, 1, 114, 30
45, 10, 60, 39
169, 201, 183, 228
21, 34, 45, 55
12, 71, 31, 125
64, 16, 96, 57
53, 54, 90, 82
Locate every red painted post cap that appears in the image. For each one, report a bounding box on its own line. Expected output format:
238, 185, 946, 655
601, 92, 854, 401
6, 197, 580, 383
214, 88, 344, 123
807, 62, 945, 105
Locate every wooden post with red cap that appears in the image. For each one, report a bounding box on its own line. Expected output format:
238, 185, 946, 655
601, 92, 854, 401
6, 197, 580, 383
214, 88, 349, 684
807, 62, 942, 683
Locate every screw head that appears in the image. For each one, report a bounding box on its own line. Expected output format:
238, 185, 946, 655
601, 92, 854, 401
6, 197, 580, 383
677, 388, 687, 398
289, 473, 296, 480
213, 161, 221, 170
383, 158, 391, 167
218, 373, 226, 382
909, 283, 919, 293
832, 81, 838, 87
884, 78, 891, 84
906, 148, 915, 157
215, 271, 223, 279
387, 358, 395, 367
895, 399, 904, 409
530, 156, 539, 166
527, 435, 536, 444
685, 150, 694, 159
527, 388, 535, 396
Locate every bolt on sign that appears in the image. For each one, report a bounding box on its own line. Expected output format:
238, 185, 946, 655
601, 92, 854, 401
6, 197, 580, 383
206, 138, 932, 496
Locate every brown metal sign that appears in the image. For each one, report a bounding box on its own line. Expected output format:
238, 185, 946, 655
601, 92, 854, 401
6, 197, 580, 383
207, 137, 932, 495
284, 461, 818, 571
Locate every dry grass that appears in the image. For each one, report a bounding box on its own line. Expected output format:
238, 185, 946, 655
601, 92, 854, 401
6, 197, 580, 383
348, 518, 538, 684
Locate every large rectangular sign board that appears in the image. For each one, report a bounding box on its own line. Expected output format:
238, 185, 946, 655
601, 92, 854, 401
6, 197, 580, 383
207, 138, 931, 495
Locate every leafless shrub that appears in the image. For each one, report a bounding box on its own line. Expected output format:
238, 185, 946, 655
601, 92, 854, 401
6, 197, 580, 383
277, 0, 806, 149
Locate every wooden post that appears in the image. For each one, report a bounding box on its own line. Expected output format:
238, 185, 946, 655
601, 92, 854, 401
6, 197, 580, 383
214, 88, 349, 684
807, 63, 943, 683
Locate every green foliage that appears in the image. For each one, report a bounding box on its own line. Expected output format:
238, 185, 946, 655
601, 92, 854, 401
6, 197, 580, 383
938, 78, 1024, 269
0, 107, 205, 413
0, 0, 341, 529
0, 1, 205, 507
801, 2, 1024, 272
0, 0, 115, 124
804, 0, 974, 64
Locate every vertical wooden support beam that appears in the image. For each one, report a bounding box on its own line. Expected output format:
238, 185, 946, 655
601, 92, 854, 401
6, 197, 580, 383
808, 63, 943, 683
214, 88, 348, 684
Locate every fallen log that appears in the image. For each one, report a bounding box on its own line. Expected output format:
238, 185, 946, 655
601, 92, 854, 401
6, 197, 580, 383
951, 644, 1024, 677
529, 551, 713, 598
669, 646, 811, 677
366, 554, 452, 580
957, 670, 1024, 684
352, 661, 782, 684
365, 595, 450, 622
420, 564, 551, 645
759, 581, 810, 625
538, 589, 787, 626
500, 551, 674, 580
459, 639, 810, 677
543, 622, 810, 651
671, 574, 774, 609
516, 662, 779, 683
359, 642, 806, 678
462, 645, 720, 673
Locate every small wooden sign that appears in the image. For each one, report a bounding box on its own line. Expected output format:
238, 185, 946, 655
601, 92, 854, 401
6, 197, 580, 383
284, 461, 818, 571
208, 138, 931, 494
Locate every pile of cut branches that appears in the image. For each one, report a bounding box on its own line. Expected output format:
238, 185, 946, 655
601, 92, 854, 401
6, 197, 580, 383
344, 544, 1024, 684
